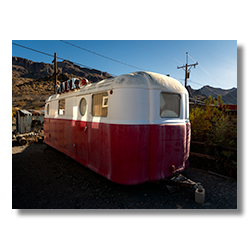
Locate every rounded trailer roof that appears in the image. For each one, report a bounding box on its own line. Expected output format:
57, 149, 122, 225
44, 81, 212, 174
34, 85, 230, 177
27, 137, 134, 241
46, 71, 187, 102
113, 71, 187, 94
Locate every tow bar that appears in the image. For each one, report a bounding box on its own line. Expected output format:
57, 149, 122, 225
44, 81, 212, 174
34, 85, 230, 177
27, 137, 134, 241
164, 174, 197, 188
163, 174, 205, 204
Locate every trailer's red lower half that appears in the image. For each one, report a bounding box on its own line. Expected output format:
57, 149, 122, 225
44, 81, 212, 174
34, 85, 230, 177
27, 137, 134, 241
149, 123, 190, 181
44, 118, 190, 185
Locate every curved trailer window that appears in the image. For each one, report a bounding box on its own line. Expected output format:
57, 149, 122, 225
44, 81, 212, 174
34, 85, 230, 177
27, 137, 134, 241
46, 104, 50, 115
79, 98, 87, 116
160, 92, 180, 118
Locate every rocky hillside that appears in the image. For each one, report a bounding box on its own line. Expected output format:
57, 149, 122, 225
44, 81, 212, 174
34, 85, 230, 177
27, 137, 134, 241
12, 57, 113, 110
200, 85, 237, 104
186, 86, 207, 104
12, 56, 113, 81
187, 85, 237, 105
222, 88, 237, 104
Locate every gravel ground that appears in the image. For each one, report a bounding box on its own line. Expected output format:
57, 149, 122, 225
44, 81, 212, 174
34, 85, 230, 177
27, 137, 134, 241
12, 140, 237, 209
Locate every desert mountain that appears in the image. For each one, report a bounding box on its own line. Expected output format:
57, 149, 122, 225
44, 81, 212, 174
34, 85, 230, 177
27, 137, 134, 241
186, 86, 207, 103
187, 85, 237, 105
12, 56, 113, 82
222, 88, 237, 104
12, 57, 113, 109
199, 85, 236, 98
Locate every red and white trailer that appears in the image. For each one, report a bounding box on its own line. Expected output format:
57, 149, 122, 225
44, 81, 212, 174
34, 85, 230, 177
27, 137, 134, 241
44, 71, 191, 185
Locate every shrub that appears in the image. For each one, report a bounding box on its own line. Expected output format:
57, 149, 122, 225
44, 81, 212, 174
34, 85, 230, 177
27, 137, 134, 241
189, 95, 237, 178
189, 107, 210, 141
190, 95, 236, 146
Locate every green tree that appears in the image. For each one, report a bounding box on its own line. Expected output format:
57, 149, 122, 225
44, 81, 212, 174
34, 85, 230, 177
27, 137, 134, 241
190, 95, 236, 146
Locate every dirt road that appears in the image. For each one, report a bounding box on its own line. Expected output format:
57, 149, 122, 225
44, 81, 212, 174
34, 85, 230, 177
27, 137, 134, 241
12, 141, 237, 209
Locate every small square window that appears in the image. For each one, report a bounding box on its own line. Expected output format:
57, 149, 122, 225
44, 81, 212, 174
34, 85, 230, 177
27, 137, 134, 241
102, 96, 108, 108
58, 99, 65, 116
160, 92, 180, 118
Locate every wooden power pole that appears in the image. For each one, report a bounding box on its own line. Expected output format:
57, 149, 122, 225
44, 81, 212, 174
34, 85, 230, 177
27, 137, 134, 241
177, 52, 198, 88
52, 52, 59, 93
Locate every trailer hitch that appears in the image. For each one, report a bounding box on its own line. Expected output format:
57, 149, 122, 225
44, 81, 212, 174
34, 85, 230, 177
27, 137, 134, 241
162, 174, 205, 204
164, 174, 198, 189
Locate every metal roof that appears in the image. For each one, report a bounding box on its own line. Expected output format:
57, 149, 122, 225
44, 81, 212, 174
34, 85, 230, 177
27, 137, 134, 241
19, 109, 32, 116
18, 109, 44, 116
28, 110, 45, 116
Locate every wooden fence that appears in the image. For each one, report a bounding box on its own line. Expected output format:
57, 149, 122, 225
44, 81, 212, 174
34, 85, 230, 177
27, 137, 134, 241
189, 139, 237, 179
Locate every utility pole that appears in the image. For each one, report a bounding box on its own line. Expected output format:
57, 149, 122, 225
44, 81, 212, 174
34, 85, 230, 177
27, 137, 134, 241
177, 52, 198, 88
52, 52, 59, 93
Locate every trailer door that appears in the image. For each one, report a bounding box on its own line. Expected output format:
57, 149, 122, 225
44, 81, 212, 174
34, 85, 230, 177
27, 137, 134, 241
75, 97, 89, 166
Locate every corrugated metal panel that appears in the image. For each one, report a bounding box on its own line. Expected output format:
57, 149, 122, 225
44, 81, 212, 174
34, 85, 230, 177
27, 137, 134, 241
16, 109, 44, 134
17, 113, 32, 133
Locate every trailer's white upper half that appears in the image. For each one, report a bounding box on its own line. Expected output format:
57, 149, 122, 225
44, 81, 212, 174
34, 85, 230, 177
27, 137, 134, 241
45, 71, 189, 125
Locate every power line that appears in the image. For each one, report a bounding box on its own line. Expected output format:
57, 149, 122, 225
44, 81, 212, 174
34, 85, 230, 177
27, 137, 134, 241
13, 42, 92, 69
191, 71, 211, 85
168, 40, 186, 54
168, 40, 196, 63
188, 58, 237, 103
168, 41, 237, 103
13, 41, 175, 78
12, 42, 55, 59
169, 41, 235, 87
149, 41, 183, 65
12, 42, 117, 77
60, 40, 144, 71
132, 41, 178, 67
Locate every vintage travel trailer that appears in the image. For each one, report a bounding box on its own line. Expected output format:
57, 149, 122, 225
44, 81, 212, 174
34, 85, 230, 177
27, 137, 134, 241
44, 71, 191, 185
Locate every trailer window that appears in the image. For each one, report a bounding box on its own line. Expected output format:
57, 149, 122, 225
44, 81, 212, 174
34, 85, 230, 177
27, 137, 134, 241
58, 99, 65, 115
160, 92, 180, 118
102, 96, 108, 108
92, 92, 108, 117
46, 104, 50, 115
79, 97, 87, 116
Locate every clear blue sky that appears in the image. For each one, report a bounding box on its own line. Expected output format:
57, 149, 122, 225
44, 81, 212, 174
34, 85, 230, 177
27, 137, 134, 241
12, 40, 237, 90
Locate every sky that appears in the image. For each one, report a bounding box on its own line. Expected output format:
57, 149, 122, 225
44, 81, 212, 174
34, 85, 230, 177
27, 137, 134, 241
12, 40, 237, 90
